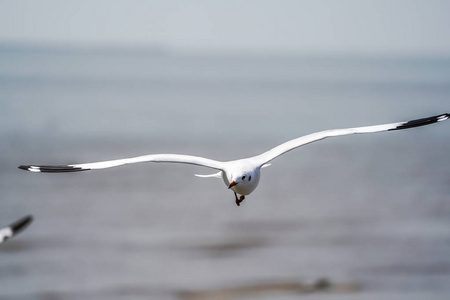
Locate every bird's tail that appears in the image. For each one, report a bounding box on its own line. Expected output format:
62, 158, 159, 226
195, 171, 223, 178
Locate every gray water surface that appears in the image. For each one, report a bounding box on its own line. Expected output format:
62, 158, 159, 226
1, 48, 449, 299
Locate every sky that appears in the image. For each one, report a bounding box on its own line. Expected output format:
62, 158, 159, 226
0, 0, 449, 55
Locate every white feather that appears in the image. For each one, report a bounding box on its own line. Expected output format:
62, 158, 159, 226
19, 113, 449, 198
195, 171, 223, 178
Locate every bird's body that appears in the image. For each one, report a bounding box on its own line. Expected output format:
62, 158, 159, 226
20, 113, 449, 205
224, 159, 261, 196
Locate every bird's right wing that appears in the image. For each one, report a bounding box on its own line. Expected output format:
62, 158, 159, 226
19, 154, 225, 173
0, 215, 33, 244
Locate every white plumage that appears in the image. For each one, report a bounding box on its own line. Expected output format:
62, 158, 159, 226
20, 113, 449, 206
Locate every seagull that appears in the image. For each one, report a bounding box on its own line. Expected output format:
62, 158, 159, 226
19, 113, 449, 206
0, 215, 33, 244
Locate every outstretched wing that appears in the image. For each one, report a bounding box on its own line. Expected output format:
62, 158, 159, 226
19, 154, 225, 173
0, 215, 33, 244
255, 113, 449, 165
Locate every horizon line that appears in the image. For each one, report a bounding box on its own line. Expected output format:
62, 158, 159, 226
1, 39, 450, 59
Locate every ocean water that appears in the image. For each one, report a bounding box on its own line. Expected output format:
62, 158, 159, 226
0, 47, 450, 299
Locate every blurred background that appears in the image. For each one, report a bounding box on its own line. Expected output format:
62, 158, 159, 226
1, 1, 449, 299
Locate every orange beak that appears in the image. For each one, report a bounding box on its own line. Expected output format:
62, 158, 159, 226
228, 181, 238, 189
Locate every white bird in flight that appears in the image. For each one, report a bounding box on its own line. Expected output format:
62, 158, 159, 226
0, 215, 33, 244
20, 113, 449, 206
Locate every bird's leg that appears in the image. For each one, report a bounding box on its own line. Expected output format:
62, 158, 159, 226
234, 192, 245, 206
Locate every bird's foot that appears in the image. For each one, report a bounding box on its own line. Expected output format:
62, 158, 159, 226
234, 192, 245, 206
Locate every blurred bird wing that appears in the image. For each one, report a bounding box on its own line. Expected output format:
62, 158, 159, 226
0, 215, 33, 244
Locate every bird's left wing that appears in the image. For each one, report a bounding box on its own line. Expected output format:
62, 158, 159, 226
0, 215, 33, 244
19, 154, 225, 173
255, 113, 449, 166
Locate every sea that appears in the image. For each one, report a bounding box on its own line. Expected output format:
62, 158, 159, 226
0, 45, 449, 299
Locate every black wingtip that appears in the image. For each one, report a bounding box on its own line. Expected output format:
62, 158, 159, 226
9, 215, 33, 235
18, 165, 89, 173
389, 113, 449, 131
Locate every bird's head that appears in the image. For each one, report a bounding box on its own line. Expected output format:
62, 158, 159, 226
228, 173, 251, 189
227, 169, 260, 195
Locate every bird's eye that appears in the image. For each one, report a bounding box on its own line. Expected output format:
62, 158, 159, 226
242, 176, 246, 180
